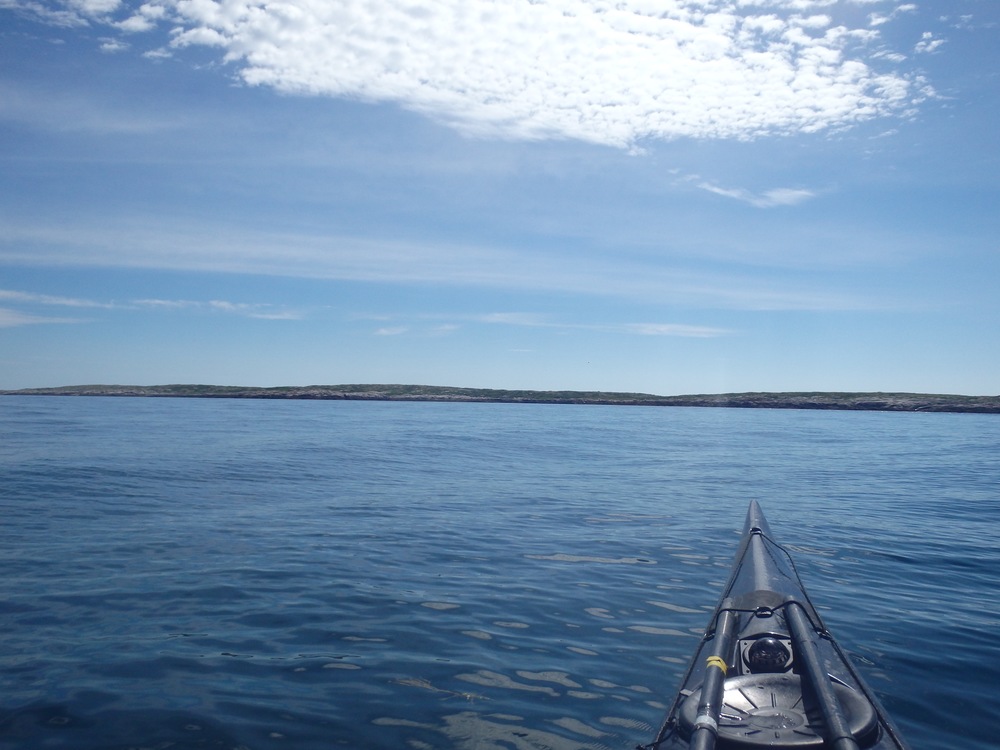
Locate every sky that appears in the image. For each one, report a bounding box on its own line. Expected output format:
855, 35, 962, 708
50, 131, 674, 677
1, 0, 997, 395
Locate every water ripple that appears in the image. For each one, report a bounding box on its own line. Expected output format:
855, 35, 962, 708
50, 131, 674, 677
2, 397, 998, 749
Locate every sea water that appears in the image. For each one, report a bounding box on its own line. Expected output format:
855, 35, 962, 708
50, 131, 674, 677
1, 396, 998, 749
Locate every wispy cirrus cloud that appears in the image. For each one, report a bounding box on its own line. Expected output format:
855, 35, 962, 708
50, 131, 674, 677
621, 322, 728, 338
133, 298, 304, 320
0, 289, 116, 308
373, 326, 408, 336
696, 182, 817, 208
371, 312, 731, 338
0, 216, 889, 311
0, 289, 302, 323
475, 313, 729, 338
478, 312, 552, 327
5, 0, 936, 149
0, 289, 104, 327
0, 307, 82, 327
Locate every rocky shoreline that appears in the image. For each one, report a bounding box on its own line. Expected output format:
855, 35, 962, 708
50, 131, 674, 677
2, 384, 998, 413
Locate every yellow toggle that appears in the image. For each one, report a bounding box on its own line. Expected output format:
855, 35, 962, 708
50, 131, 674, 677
705, 656, 728, 674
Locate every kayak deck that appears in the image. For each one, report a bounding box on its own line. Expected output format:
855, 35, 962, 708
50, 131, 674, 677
644, 502, 910, 750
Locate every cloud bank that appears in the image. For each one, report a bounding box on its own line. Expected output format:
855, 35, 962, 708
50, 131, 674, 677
17, 0, 932, 148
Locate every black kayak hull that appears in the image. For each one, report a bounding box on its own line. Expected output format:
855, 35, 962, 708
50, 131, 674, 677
645, 502, 910, 750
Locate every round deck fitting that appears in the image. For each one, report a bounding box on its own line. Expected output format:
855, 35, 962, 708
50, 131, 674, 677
678, 673, 878, 748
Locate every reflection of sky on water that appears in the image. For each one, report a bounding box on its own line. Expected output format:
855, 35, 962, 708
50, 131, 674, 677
379, 668, 663, 749
2, 399, 998, 748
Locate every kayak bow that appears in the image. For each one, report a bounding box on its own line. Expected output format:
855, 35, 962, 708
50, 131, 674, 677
645, 501, 910, 750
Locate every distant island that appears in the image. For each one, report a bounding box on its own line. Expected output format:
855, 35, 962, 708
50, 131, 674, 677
2, 384, 998, 414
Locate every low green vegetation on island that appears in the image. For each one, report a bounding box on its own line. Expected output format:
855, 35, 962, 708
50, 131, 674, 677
3, 384, 998, 413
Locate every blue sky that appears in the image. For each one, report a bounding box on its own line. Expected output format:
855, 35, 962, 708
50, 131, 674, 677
1, 0, 997, 395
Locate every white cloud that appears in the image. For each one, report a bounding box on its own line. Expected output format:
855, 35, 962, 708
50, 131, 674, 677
372, 313, 730, 338
0, 291, 299, 321
944, 15, 989, 32
0, 0, 89, 26
11, 0, 930, 148
621, 322, 729, 337
697, 182, 816, 207
116, 2, 167, 32
68, 0, 121, 15
873, 49, 907, 63
99, 37, 129, 52
134, 297, 302, 319
479, 312, 552, 327
761, 188, 817, 206
473, 313, 729, 338
914, 32, 946, 55
0, 289, 115, 308
868, 3, 916, 27
0, 217, 899, 312
143, 47, 174, 60
0, 0, 121, 25
208, 300, 302, 319
0, 306, 82, 327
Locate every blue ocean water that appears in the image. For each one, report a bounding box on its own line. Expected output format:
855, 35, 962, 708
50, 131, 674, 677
1, 396, 998, 750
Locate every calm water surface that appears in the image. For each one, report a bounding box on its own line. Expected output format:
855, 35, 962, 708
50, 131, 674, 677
1, 396, 998, 749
